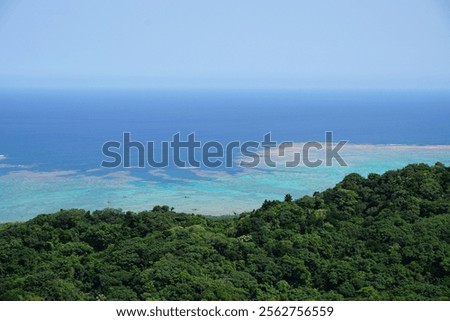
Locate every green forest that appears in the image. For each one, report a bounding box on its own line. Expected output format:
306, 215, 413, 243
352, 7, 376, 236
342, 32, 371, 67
0, 163, 449, 300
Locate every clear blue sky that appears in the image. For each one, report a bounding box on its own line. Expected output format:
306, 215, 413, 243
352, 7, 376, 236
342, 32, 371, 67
0, 0, 449, 89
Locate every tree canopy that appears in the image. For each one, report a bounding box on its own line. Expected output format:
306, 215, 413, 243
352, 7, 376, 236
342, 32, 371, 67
0, 163, 449, 300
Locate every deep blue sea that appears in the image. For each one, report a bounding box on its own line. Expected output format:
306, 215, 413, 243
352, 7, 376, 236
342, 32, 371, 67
1, 89, 449, 222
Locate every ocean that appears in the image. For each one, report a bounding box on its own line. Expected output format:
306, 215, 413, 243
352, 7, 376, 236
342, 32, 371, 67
0, 89, 449, 222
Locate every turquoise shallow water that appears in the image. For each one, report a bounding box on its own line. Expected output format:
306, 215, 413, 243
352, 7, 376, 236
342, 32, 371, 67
1, 144, 449, 222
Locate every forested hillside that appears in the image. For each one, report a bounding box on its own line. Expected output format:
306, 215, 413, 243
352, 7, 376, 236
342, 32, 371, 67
0, 163, 449, 300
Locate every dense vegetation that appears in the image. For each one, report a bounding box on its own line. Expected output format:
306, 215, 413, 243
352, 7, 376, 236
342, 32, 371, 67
0, 163, 449, 300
